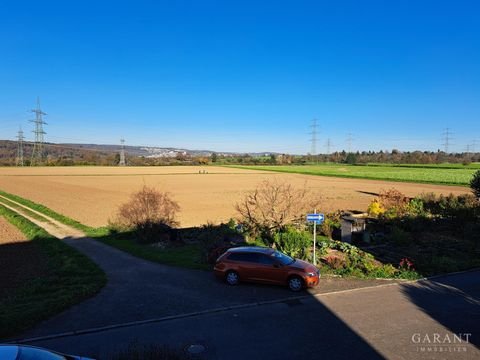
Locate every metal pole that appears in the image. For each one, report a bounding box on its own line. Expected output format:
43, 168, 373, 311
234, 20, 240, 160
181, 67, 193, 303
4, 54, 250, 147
313, 208, 317, 265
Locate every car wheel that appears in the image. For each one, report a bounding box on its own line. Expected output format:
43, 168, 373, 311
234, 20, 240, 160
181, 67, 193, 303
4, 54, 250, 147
288, 276, 303, 292
225, 271, 239, 286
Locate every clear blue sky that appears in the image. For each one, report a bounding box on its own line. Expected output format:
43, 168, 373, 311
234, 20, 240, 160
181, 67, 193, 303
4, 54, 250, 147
1, 0, 479, 154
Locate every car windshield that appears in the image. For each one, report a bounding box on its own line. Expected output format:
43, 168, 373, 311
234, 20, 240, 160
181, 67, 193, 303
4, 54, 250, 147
17, 347, 67, 360
271, 250, 295, 265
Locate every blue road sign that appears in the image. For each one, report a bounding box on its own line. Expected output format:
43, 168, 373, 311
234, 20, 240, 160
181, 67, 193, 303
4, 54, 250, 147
307, 214, 319, 220
307, 213, 325, 223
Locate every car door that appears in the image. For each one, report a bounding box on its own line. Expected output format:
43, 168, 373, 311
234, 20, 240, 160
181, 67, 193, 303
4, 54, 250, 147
249, 254, 287, 284
233, 252, 260, 281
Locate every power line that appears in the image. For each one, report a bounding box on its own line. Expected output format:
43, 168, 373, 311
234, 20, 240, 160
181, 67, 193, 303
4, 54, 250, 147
346, 133, 354, 153
16, 126, 25, 166
325, 138, 332, 155
119, 138, 126, 166
309, 118, 318, 155
30, 97, 47, 166
442, 128, 453, 153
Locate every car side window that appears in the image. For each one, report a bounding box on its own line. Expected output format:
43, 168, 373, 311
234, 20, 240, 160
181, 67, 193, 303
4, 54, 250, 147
227, 252, 258, 263
257, 254, 275, 265
241, 253, 259, 263
227, 253, 242, 261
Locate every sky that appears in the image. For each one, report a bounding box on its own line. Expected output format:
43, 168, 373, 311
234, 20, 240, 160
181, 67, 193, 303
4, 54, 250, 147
0, 0, 479, 154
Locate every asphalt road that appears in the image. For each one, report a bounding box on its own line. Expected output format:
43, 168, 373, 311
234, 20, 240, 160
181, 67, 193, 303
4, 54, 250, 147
15, 234, 395, 340
18, 270, 480, 360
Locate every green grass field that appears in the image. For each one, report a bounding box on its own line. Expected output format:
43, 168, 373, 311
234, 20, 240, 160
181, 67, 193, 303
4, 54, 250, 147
229, 163, 479, 186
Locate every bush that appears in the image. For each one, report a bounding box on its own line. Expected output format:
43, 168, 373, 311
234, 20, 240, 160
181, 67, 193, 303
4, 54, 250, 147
405, 198, 426, 217
324, 255, 345, 269
471, 170, 480, 200
114, 185, 180, 243
273, 227, 312, 261
420, 256, 462, 275
235, 179, 321, 241
194, 222, 245, 263
379, 188, 409, 218
319, 211, 341, 238
367, 199, 385, 217
368, 264, 397, 278
420, 192, 478, 220
389, 226, 411, 246
319, 239, 420, 279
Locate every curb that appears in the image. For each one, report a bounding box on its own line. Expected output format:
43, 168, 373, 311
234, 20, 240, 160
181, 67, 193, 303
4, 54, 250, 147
417, 267, 480, 282
7, 280, 415, 344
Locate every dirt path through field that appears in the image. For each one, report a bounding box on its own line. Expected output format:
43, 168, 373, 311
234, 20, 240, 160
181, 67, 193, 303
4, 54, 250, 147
0, 195, 84, 240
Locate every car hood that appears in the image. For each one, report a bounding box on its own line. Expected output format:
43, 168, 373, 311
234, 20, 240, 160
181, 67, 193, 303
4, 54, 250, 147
288, 259, 317, 272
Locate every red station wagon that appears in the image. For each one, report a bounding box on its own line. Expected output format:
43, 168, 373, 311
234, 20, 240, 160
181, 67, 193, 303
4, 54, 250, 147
214, 247, 320, 291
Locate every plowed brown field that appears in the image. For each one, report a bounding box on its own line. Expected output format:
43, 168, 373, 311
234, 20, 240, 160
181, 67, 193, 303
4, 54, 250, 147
0, 216, 48, 297
0, 166, 469, 228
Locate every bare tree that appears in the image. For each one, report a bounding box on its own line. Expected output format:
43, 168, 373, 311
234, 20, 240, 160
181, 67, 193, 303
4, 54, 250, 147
235, 179, 321, 240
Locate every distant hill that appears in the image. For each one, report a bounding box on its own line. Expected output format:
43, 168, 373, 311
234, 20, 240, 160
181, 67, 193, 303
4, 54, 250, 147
0, 140, 279, 166
0, 140, 117, 166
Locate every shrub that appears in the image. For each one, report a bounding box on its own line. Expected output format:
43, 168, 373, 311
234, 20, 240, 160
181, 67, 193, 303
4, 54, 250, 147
273, 227, 312, 260
420, 192, 478, 220
367, 199, 385, 217
389, 226, 411, 246
324, 255, 345, 269
207, 245, 233, 264
114, 185, 180, 243
195, 222, 245, 263
399, 257, 415, 271
319, 211, 342, 238
368, 264, 398, 278
379, 188, 409, 218
420, 256, 462, 275
436, 193, 478, 221
235, 179, 321, 241
405, 198, 426, 217
471, 170, 480, 200
319, 239, 420, 279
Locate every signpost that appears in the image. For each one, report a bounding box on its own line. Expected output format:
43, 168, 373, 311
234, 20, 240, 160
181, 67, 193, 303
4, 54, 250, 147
306, 210, 324, 265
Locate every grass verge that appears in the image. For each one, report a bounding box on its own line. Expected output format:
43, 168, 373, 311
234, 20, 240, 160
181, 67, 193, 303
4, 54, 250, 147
101, 231, 210, 270
0, 195, 55, 223
0, 205, 106, 339
0, 190, 105, 236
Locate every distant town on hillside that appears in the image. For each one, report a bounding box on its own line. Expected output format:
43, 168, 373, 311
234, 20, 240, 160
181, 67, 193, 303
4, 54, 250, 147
0, 139, 479, 167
